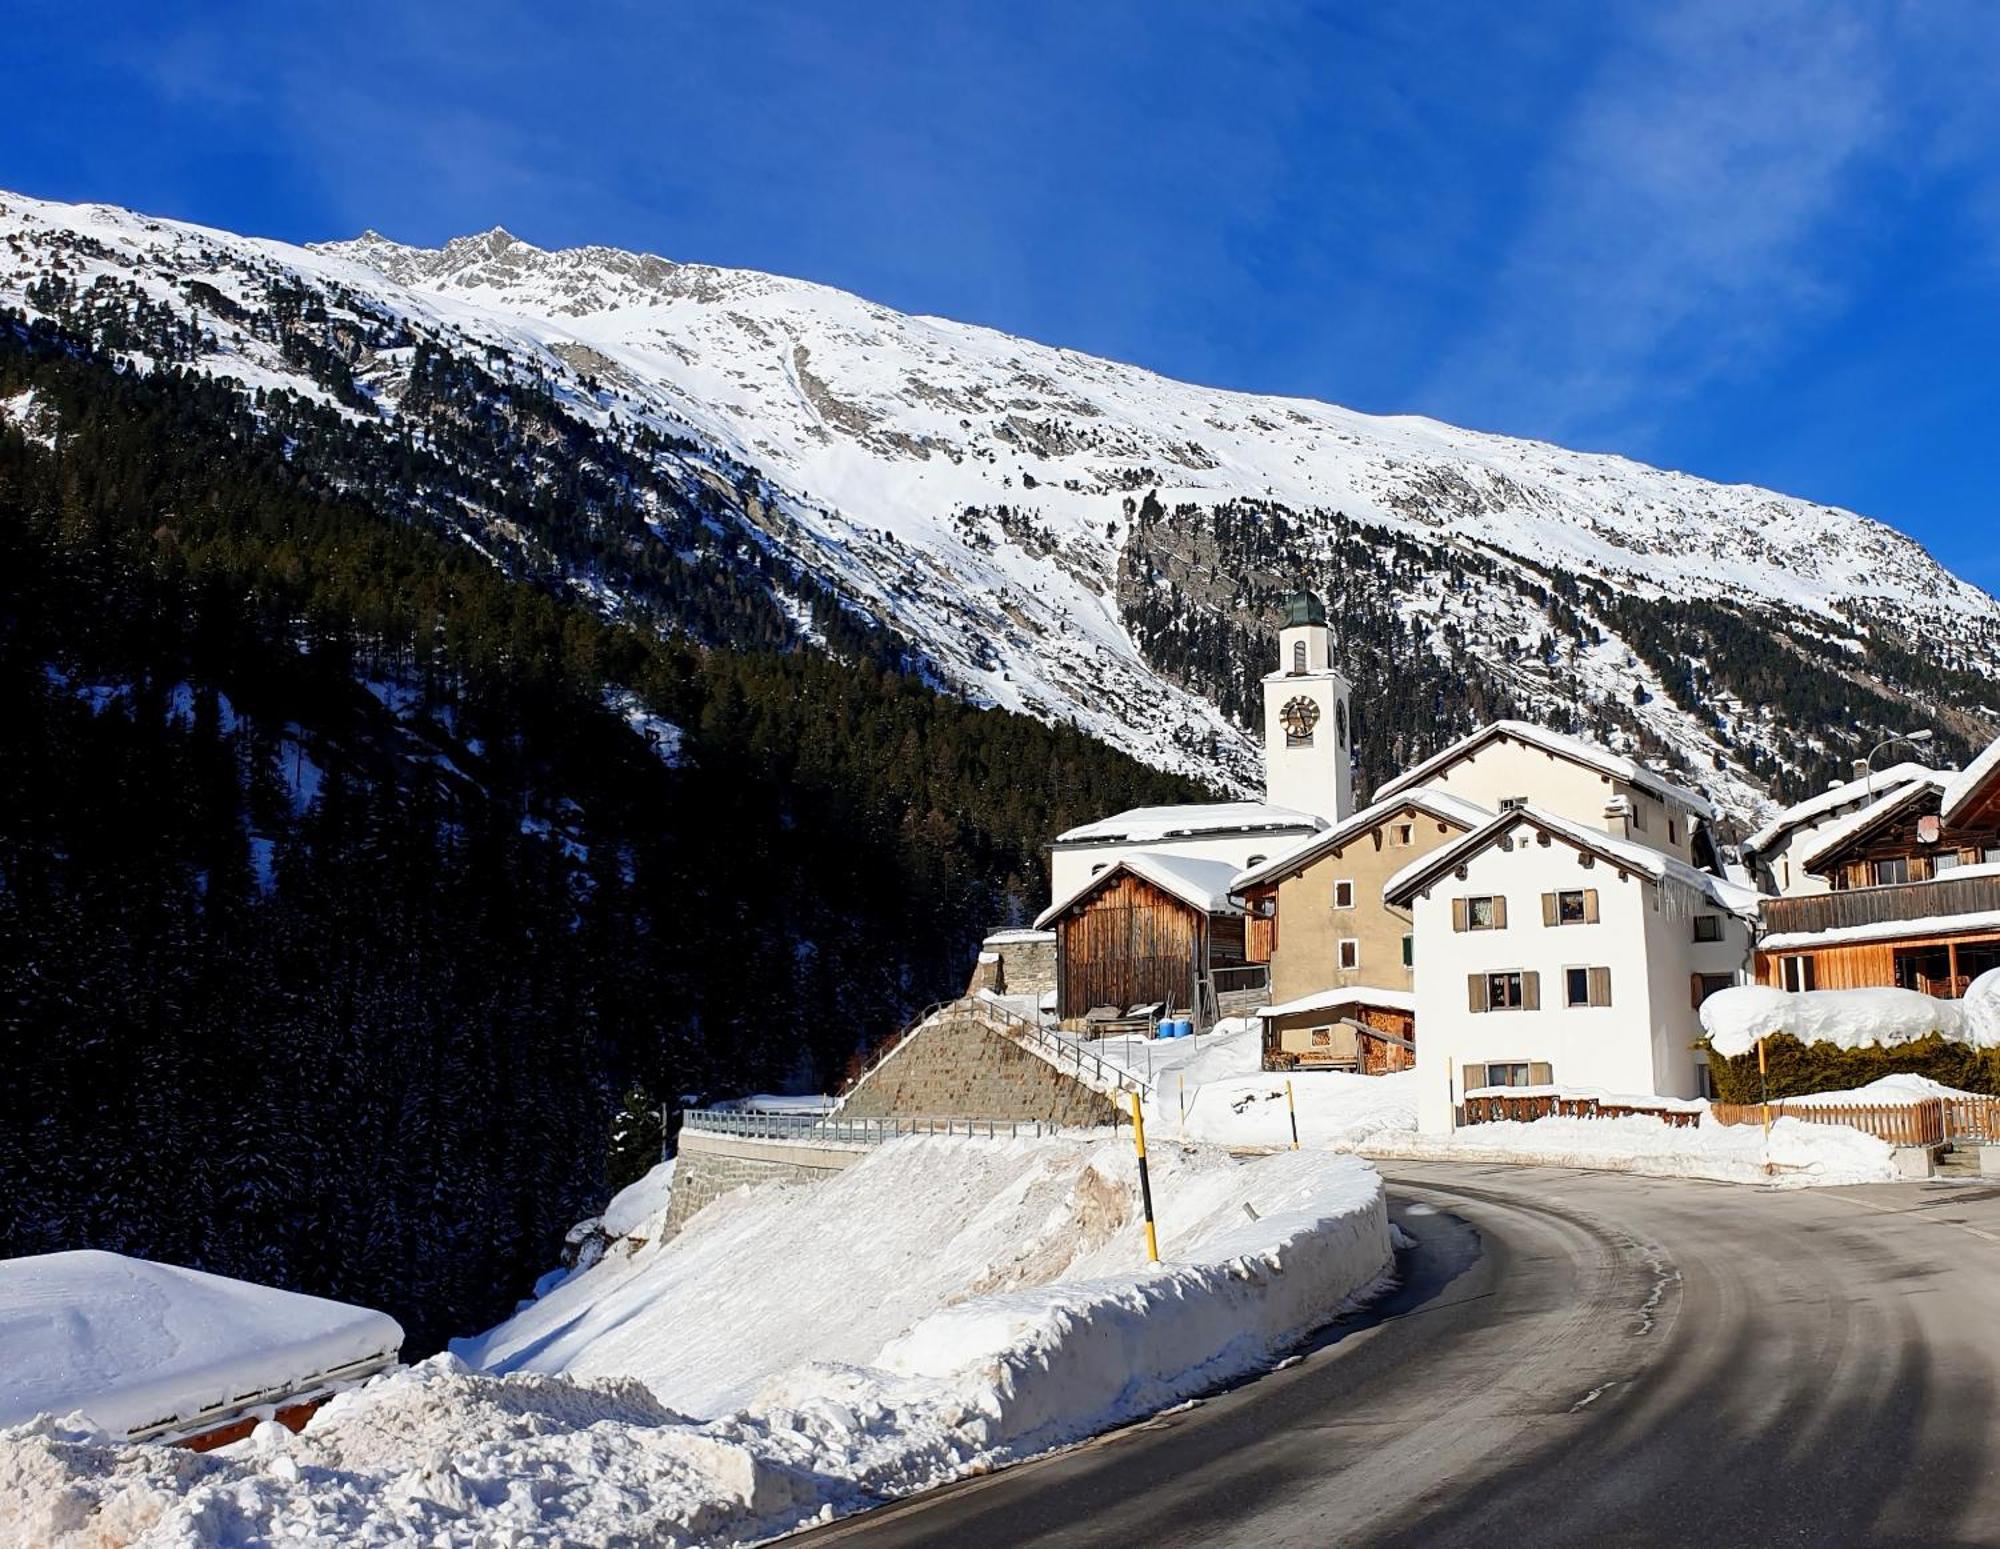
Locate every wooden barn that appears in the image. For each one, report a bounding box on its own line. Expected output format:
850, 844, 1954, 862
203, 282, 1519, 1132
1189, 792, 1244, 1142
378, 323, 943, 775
1034, 854, 1249, 1029
1756, 747, 2000, 997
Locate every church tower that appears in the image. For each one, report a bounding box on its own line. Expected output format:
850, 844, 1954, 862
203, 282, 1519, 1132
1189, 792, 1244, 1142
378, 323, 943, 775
1262, 590, 1353, 822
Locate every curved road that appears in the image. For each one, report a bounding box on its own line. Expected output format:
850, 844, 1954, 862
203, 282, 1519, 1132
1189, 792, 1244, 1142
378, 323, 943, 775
799, 1161, 2000, 1548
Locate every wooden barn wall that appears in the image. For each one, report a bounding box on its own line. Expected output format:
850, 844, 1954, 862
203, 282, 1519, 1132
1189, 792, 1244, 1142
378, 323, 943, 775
1056, 874, 1203, 1017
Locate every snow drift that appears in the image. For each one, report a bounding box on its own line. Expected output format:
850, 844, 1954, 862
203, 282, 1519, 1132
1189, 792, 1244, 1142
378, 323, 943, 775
1, 1138, 1389, 1546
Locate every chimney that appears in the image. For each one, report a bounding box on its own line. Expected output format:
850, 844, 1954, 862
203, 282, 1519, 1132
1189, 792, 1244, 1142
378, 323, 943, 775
1853, 759, 1871, 783
1603, 794, 1633, 840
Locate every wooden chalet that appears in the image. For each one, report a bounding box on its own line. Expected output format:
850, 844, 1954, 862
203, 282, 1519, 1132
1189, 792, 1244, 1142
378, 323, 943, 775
1034, 853, 1250, 1029
1758, 748, 2000, 997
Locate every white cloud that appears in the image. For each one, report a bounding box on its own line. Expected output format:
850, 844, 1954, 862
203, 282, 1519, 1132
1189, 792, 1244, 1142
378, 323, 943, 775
1425, 0, 1896, 443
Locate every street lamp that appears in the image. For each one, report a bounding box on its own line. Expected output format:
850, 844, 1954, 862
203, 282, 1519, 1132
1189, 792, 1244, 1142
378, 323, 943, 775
1863, 729, 1934, 798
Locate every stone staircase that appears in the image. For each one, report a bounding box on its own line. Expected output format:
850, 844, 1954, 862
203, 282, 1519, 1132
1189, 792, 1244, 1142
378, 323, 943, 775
840, 1001, 1122, 1127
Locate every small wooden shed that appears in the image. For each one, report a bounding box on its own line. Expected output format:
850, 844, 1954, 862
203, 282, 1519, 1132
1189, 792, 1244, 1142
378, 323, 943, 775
1035, 853, 1248, 1028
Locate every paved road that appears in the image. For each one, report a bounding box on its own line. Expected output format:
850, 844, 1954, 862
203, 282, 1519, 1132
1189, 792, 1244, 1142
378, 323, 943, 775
799, 1162, 2000, 1548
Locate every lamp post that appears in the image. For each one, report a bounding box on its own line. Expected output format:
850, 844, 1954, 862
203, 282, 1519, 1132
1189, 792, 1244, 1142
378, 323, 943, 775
1863, 729, 1934, 798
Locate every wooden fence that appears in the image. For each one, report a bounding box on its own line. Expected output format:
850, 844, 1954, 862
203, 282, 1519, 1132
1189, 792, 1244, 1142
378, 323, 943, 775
1462, 1093, 1703, 1129
1468, 1092, 2000, 1147
1710, 1098, 1947, 1148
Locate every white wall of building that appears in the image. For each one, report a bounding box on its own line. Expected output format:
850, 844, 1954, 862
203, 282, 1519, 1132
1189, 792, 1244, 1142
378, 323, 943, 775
1408, 838, 1751, 1132
1409, 738, 1695, 860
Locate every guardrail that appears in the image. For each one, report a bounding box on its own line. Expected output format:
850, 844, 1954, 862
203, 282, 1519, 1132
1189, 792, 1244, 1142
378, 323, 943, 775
681, 1109, 1090, 1144
968, 993, 1153, 1099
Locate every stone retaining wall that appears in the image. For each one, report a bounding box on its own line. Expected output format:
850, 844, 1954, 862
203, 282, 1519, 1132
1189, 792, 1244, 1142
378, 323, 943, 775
841, 1010, 1119, 1127
663, 1129, 869, 1236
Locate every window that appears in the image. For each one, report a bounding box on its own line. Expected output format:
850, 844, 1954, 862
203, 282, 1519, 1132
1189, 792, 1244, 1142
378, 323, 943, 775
1463, 1060, 1551, 1091
1630, 802, 1649, 832
1336, 700, 1348, 749
1391, 822, 1415, 847
1090, 862, 1108, 876
1780, 858, 1792, 889
1333, 879, 1356, 910
1781, 954, 1818, 992
1484, 1062, 1532, 1088
1500, 796, 1529, 812
1565, 966, 1612, 1007
1692, 1063, 1716, 1100
1310, 1027, 1332, 1048
1691, 972, 1734, 1008
1401, 933, 1414, 968
1668, 819, 1679, 845
1292, 640, 1307, 675
1484, 971, 1528, 1010
1986, 847, 2000, 865
1873, 857, 1910, 886
1692, 914, 1723, 943
1456, 895, 1506, 931
1338, 938, 1359, 970
1935, 852, 1964, 874
1246, 854, 1267, 868
1545, 888, 1595, 925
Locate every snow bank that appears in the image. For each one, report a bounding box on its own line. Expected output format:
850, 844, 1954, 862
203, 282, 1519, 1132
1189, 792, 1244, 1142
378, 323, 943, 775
1776, 1072, 1980, 1107
5, 1140, 1388, 1546
1095, 1019, 1420, 1149
1699, 982, 1988, 1059
0, 1252, 402, 1439
1364, 1112, 1896, 1188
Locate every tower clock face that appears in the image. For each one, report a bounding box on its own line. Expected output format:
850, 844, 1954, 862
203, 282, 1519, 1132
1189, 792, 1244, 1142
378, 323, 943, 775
1280, 696, 1321, 740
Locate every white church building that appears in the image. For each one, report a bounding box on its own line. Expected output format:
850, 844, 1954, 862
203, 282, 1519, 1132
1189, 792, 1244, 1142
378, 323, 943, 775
1046, 589, 1354, 902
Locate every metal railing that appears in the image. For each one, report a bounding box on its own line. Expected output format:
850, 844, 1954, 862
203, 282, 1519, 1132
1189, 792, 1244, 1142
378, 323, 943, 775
682, 1108, 1089, 1144
968, 993, 1153, 1100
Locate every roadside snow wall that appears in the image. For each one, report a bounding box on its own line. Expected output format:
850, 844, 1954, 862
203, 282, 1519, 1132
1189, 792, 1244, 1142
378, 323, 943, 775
3, 1140, 1389, 1547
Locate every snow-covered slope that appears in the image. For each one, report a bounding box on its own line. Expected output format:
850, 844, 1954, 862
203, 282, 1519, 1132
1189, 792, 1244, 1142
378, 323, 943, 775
5, 189, 1995, 818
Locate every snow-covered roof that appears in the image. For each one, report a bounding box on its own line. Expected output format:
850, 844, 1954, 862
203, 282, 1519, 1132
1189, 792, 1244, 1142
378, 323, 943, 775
982, 927, 1057, 946
1257, 986, 1416, 1018
0, 1251, 403, 1440
1743, 760, 1945, 855
1942, 735, 2000, 829
1052, 802, 1326, 847
1229, 789, 1492, 892
1035, 852, 1246, 927
1372, 719, 1717, 820
1760, 908, 2000, 953
1382, 804, 1762, 918
1797, 775, 1947, 872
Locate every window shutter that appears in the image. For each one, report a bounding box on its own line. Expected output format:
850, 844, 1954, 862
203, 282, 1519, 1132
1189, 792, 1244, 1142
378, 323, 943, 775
1462, 1062, 1487, 1093
1691, 972, 1703, 1010
1467, 973, 1485, 1013
1529, 1061, 1553, 1086
1541, 892, 1558, 927
1452, 898, 1468, 933
1522, 970, 1541, 1011
1493, 895, 1509, 929
1583, 888, 1600, 923
1589, 966, 1611, 1007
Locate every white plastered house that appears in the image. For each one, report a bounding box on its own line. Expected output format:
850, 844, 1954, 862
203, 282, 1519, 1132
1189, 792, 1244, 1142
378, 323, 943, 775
1384, 805, 1759, 1133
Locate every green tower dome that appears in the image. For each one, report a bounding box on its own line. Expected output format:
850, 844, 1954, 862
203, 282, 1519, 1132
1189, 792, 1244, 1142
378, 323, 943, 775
1284, 590, 1327, 627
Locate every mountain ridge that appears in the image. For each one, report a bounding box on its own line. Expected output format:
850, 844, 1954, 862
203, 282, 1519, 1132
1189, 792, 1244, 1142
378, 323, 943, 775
5, 188, 1995, 820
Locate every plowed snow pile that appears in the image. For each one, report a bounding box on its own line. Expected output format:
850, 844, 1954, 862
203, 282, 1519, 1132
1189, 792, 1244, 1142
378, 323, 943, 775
2, 1137, 1388, 1547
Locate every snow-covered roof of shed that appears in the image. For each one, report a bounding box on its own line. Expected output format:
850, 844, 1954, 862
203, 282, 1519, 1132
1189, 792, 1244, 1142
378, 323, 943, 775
1381, 804, 1762, 917
1052, 801, 1325, 847
1744, 760, 1946, 855
1797, 775, 1948, 872
1257, 985, 1416, 1018
1229, 789, 1492, 892
1371, 720, 1716, 820
0, 1250, 403, 1440
1034, 852, 1245, 927
1942, 735, 2000, 829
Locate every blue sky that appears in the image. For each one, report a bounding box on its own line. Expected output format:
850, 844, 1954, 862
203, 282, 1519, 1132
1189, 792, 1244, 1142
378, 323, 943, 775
10, 0, 2000, 586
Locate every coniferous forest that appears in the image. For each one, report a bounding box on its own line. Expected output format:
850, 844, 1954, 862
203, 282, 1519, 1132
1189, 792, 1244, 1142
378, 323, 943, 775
0, 314, 1202, 1351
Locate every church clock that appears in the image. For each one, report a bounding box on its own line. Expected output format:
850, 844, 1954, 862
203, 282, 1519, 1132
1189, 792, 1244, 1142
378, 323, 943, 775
1280, 695, 1320, 743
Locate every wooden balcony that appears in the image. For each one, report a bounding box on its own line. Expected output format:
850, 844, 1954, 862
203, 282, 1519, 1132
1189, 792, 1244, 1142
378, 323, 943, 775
1762, 873, 2000, 938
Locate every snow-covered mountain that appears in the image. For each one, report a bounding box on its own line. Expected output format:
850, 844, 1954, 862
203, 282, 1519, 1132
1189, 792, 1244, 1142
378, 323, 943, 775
5, 188, 1995, 821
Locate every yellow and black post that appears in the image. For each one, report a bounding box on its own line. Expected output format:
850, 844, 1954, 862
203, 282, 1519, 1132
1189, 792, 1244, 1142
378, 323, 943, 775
1286, 1079, 1300, 1151
1130, 1090, 1160, 1263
